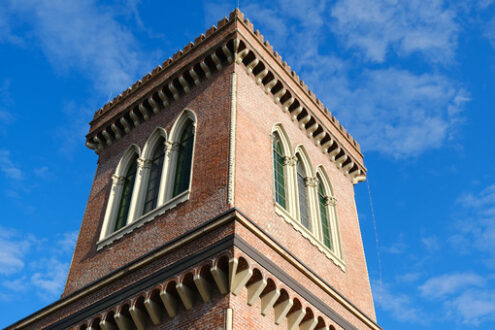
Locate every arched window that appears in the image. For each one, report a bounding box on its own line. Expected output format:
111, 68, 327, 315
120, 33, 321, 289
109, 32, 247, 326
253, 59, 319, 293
318, 175, 332, 249
114, 154, 138, 232
296, 156, 310, 230
273, 133, 287, 209
142, 137, 165, 214
172, 119, 194, 197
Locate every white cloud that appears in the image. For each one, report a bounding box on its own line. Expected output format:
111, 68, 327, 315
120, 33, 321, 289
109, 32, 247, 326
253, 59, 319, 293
0, 227, 31, 275
314, 69, 468, 157
330, 0, 458, 63
0, 150, 22, 180
373, 280, 426, 324
5, 0, 149, 97
31, 257, 69, 298
453, 185, 495, 264
2, 276, 28, 293
33, 166, 49, 178
396, 272, 422, 283
0, 226, 75, 301
383, 240, 407, 254
421, 236, 440, 253
419, 272, 485, 299
243, 0, 468, 158
55, 101, 95, 157
56, 231, 78, 254
449, 290, 495, 325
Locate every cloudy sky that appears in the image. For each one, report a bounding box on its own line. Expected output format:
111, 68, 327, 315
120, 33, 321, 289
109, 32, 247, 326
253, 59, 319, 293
1, 0, 494, 328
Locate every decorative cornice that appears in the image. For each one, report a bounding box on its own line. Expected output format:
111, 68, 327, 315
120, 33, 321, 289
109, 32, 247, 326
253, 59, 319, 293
85, 9, 366, 183
7, 209, 381, 330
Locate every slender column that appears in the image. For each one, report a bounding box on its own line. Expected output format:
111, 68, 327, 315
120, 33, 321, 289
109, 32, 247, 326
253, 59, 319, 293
284, 156, 298, 218
304, 176, 319, 236
127, 158, 152, 223
326, 195, 341, 256
100, 175, 125, 239
160, 141, 178, 204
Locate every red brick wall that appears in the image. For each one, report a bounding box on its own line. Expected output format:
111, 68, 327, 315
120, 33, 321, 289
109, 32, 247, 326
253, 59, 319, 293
64, 66, 234, 296
233, 63, 376, 319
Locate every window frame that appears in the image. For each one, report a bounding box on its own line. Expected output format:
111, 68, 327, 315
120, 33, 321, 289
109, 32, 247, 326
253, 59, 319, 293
99, 144, 142, 241
164, 109, 197, 203
97, 110, 198, 250
271, 124, 345, 270
315, 167, 343, 259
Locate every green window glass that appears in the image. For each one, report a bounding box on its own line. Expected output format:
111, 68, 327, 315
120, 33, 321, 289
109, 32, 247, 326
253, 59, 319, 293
143, 139, 165, 214
297, 158, 310, 230
172, 120, 194, 197
318, 179, 332, 249
115, 155, 138, 231
273, 135, 287, 209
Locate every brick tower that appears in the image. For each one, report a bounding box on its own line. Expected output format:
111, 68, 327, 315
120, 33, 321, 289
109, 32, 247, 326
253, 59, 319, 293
8, 9, 381, 330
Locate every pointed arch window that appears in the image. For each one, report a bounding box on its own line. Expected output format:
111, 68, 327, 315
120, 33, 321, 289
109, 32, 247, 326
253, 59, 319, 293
172, 119, 194, 197
142, 138, 165, 214
273, 134, 287, 209
114, 154, 138, 232
318, 176, 332, 249
296, 156, 310, 230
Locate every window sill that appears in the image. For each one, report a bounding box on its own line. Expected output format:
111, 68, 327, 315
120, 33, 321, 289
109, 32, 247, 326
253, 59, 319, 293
274, 203, 346, 272
97, 190, 190, 250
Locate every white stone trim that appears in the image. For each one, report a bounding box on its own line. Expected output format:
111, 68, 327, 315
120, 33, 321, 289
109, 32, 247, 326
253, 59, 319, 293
271, 124, 297, 218
100, 145, 141, 241
294, 146, 318, 234
97, 190, 190, 250
228, 72, 237, 206
130, 128, 168, 220
99, 110, 198, 245
275, 203, 345, 271
163, 109, 197, 203
271, 124, 345, 268
316, 166, 343, 259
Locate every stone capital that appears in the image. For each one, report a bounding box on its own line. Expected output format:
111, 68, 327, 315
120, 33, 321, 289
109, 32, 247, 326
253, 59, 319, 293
166, 141, 180, 152
324, 196, 337, 206
112, 174, 125, 186
304, 177, 318, 187
283, 156, 297, 167
137, 158, 152, 169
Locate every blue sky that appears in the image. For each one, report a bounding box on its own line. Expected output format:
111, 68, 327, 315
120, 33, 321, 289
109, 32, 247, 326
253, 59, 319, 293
0, 0, 494, 328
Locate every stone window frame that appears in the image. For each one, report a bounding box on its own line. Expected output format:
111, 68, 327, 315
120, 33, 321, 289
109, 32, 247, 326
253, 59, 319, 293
271, 124, 297, 218
316, 166, 343, 260
272, 124, 345, 270
294, 146, 318, 233
97, 109, 197, 250
163, 109, 197, 202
